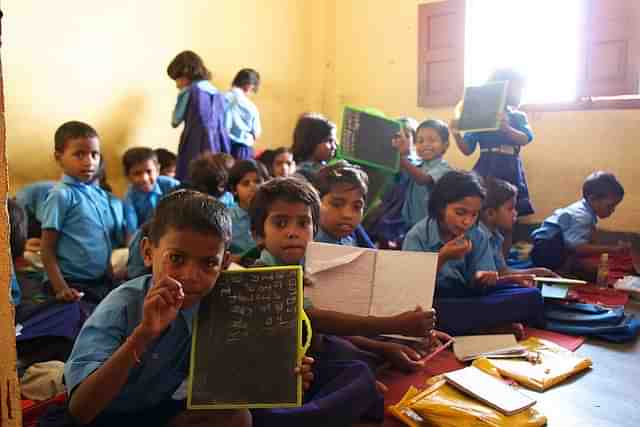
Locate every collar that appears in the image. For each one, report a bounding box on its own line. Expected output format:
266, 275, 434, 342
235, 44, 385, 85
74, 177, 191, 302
479, 221, 503, 244
62, 174, 97, 187
581, 198, 598, 223
418, 157, 446, 168
315, 227, 354, 246
424, 217, 446, 248
258, 249, 283, 266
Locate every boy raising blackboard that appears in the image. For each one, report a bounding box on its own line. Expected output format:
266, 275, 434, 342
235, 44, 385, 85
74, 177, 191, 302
64, 190, 313, 426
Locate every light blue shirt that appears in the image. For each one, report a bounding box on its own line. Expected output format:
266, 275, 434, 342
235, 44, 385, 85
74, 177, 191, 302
10, 268, 21, 306
479, 222, 507, 273
229, 206, 255, 255
15, 180, 57, 221
127, 228, 149, 280
315, 228, 356, 247
172, 80, 218, 128
224, 87, 261, 147
403, 217, 496, 297
401, 157, 451, 228
124, 175, 180, 232
64, 275, 196, 414
218, 191, 237, 208
462, 107, 534, 151
531, 199, 597, 249
106, 194, 129, 248
40, 175, 118, 281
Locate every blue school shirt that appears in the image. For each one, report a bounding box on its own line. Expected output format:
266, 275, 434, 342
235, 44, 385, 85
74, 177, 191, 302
402, 217, 496, 297
229, 205, 256, 255
172, 80, 219, 128
124, 176, 180, 231
40, 175, 117, 281
218, 191, 237, 208
15, 180, 56, 220
10, 268, 21, 305
479, 222, 507, 273
531, 199, 597, 249
224, 87, 262, 147
462, 107, 534, 151
106, 194, 129, 248
127, 228, 149, 280
64, 274, 196, 413
315, 228, 357, 247
400, 157, 451, 228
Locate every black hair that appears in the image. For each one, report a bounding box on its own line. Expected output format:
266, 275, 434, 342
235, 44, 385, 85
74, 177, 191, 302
154, 148, 177, 172
54, 121, 98, 152
249, 177, 321, 239
482, 177, 517, 211
397, 117, 418, 143
232, 68, 260, 92
212, 153, 235, 172
8, 198, 27, 260
258, 147, 293, 176
428, 170, 486, 220
167, 50, 211, 81
582, 171, 625, 200
314, 160, 369, 200
188, 152, 228, 198
417, 119, 450, 145
123, 147, 158, 176
291, 113, 336, 163
148, 189, 231, 248
228, 160, 267, 195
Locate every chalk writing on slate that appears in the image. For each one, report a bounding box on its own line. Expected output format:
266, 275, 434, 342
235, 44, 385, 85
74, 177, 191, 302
188, 266, 303, 409
339, 106, 401, 173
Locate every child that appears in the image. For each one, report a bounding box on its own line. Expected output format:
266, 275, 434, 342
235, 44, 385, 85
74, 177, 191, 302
395, 119, 452, 229
313, 161, 374, 248
480, 177, 557, 282
40, 121, 124, 303
153, 148, 177, 178
291, 113, 337, 180
167, 50, 230, 180
451, 68, 535, 217
123, 147, 180, 231
403, 170, 543, 337
259, 147, 296, 178
224, 68, 262, 160
8, 198, 27, 305
64, 190, 313, 426
186, 152, 228, 200
212, 153, 237, 207
531, 171, 626, 275
228, 160, 267, 256
16, 180, 56, 238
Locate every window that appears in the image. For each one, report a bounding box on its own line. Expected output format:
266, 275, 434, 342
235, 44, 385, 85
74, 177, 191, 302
418, 0, 640, 110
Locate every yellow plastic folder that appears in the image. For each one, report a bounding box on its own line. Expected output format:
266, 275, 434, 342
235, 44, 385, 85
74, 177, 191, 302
187, 266, 312, 409
472, 337, 592, 392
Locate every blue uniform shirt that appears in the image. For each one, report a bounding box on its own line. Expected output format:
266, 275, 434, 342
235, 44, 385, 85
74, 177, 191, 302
315, 228, 357, 247
462, 107, 534, 151
124, 175, 180, 231
531, 199, 597, 249
40, 175, 118, 281
15, 180, 57, 220
172, 80, 218, 128
229, 205, 256, 255
403, 217, 496, 297
127, 228, 150, 280
218, 191, 237, 208
64, 275, 196, 414
224, 87, 261, 147
401, 157, 451, 228
479, 222, 507, 273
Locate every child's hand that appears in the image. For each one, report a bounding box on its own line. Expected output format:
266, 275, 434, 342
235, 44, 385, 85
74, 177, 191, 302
475, 271, 498, 288
390, 306, 436, 337
509, 274, 537, 288
294, 356, 315, 390
55, 287, 82, 302
531, 268, 559, 278
448, 119, 461, 135
140, 275, 184, 341
498, 112, 511, 132
26, 238, 42, 253
391, 134, 411, 156
380, 342, 425, 372
440, 236, 472, 263
425, 330, 453, 353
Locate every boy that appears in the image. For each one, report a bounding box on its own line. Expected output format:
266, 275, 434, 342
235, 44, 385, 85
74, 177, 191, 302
65, 190, 313, 426
41, 121, 122, 303
225, 68, 262, 160
313, 161, 374, 248
531, 171, 627, 275
123, 147, 180, 231
154, 148, 177, 178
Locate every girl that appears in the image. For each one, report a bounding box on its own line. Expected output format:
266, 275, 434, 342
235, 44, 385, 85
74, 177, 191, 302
228, 160, 267, 257
257, 147, 296, 178
167, 50, 230, 181
403, 170, 543, 337
291, 113, 337, 180
224, 68, 262, 160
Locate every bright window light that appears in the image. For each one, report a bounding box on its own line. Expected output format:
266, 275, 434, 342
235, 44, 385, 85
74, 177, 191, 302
465, 0, 582, 104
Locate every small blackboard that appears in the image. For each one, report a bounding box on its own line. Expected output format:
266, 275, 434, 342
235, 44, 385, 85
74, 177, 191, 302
188, 266, 308, 409
339, 106, 401, 174
458, 81, 508, 133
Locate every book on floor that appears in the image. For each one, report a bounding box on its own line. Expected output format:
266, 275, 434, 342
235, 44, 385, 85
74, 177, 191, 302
453, 334, 527, 362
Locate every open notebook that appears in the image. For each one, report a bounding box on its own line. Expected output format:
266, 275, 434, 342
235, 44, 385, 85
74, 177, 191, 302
453, 334, 527, 362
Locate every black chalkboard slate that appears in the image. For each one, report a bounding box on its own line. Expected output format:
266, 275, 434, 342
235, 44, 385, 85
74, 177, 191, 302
339, 106, 401, 174
458, 81, 508, 132
187, 266, 307, 409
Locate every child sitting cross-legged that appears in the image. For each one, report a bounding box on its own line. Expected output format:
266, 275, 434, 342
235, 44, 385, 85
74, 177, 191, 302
64, 190, 314, 426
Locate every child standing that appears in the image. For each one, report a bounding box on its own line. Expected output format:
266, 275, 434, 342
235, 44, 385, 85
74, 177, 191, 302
40, 121, 124, 303
153, 148, 177, 178
403, 170, 543, 337
228, 160, 267, 256
531, 171, 626, 275
224, 68, 262, 160
313, 161, 374, 248
123, 147, 179, 232
64, 190, 313, 426
16, 180, 57, 238
167, 50, 230, 180
291, 113, 337, 180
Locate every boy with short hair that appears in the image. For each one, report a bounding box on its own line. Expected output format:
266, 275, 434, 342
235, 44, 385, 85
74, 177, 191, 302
154, 148, 177, 178
225, 68, 262, 160
123, 147, 180, 231
531, 171, 627, 274
65, 190, 313, 426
